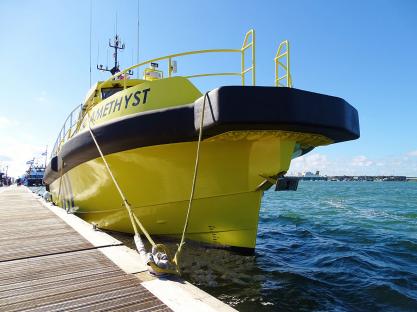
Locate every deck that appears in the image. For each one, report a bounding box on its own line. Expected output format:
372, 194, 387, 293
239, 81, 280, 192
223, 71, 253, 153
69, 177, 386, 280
0, 186, 233, 312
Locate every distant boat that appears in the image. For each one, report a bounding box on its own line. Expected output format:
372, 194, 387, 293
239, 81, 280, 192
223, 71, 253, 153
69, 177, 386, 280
44, 30, 359, 253
0, 171, 8, 186
23, 165, 45, 186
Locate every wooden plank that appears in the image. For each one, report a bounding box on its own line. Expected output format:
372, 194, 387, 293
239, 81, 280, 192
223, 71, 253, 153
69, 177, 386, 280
0, 251, 166, 312
0, 187, 170, 312
0, 188, 94, 262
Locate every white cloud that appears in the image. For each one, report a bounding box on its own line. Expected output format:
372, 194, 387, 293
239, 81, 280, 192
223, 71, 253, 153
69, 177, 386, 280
0, 116, 19, 128
0, 155, 11, 161
0, 116, 10, 128
0, 138, 43, 177
289, 153, 331, 174
407, 150, 417, 157
351, 155, 374, 167
35, 91, 47, 103
289, 152, 417, 176
0, 116, 46, 177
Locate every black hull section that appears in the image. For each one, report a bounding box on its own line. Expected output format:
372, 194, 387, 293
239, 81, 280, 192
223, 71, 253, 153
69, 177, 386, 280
195, 86, 359, 142
44, 86, 359, 185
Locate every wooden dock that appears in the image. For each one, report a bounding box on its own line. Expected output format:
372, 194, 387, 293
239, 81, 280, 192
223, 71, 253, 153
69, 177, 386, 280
0, 186, 234, 312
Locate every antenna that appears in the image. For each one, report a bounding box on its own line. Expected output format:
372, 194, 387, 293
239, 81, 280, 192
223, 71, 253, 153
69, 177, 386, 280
97, 40, 100, 67
44, 145, 48, 168
106, 46, 109, 68
109, 34, 124, 74
89, 0, 93, 86
136, 0, 140, 78
115, 11, 118, 36
97, 33, 133, 76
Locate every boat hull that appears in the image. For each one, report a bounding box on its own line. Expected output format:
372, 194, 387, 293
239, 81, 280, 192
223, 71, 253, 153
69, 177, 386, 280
46, 85, 360, 251
50, 131, 297, 250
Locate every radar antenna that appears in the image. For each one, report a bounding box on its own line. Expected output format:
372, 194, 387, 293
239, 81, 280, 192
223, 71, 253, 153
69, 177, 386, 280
97, 34, 134, 77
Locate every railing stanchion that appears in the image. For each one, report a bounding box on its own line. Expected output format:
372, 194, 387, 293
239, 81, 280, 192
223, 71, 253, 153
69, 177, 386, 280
168, 58, 172, 78
241, 50, 245, 86
252, 30, 256, 86
240, 29, 255, 86
274, 40, 292, 88
287, 41, 291, 87
69, 113, 72, 138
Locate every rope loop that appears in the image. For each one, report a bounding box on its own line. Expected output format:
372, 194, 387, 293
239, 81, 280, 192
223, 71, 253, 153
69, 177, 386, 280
84, 91, 209, 275
172, 92, 209, 270
86, 110, 176, 275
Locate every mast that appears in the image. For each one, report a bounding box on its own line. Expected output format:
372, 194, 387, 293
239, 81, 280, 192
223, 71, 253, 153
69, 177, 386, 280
97, 34, 133, 76
96, 34, 124, 75
89, 0, 93, 86
44, 146, 48, 169
136, 0, 140, 78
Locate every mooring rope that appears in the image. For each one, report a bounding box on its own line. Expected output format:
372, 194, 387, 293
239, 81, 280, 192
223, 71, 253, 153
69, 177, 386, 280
173, 92, 208, 266
57, 162, 65, 210
83, 91, 209, 275
86, 110, 175, 275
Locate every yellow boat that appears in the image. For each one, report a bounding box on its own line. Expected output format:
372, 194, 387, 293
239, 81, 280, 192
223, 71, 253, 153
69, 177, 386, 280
44, 30, 359, 253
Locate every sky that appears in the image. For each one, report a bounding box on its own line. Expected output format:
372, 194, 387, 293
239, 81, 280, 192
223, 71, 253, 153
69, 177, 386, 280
0, 0, 416, 177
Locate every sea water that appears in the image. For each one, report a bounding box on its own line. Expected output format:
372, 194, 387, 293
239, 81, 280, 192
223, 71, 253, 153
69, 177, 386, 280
181, 181, 417, 311
31, 182, 417, 311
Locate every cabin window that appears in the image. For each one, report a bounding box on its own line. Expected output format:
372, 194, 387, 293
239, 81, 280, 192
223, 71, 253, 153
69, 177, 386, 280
101, 87, 123, 99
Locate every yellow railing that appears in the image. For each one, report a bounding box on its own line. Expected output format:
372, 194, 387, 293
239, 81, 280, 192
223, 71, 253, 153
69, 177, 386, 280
98, 29, 256, 95
52, 30, 256, 156
51, 103, 83, 156
241, 29, 256, 86
274, 40, 292, 87
52, 30, 295, 157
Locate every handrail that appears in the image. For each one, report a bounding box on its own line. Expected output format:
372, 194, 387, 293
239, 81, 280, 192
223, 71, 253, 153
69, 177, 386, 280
100, 49, 240, 90
241, 29, 255, 86
52, 30, 258, 156
98, 29, 256, 95
185, 72, 241, 79
274, 40, 292, 87
52, 103, 83, 156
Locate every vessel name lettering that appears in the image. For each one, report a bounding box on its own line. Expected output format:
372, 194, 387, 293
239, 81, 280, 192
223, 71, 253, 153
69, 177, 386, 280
89, 88, 151, 123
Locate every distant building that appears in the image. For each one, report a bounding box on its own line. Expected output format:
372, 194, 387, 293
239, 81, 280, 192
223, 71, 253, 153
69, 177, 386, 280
300, 171, 327, 181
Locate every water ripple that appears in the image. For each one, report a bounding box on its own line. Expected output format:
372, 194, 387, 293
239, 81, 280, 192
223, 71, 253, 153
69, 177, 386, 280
183, 182, 417, 311
32, 182, 417, 311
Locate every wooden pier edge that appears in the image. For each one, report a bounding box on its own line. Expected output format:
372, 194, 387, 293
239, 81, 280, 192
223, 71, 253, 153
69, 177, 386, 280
0, 186, 236, 312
